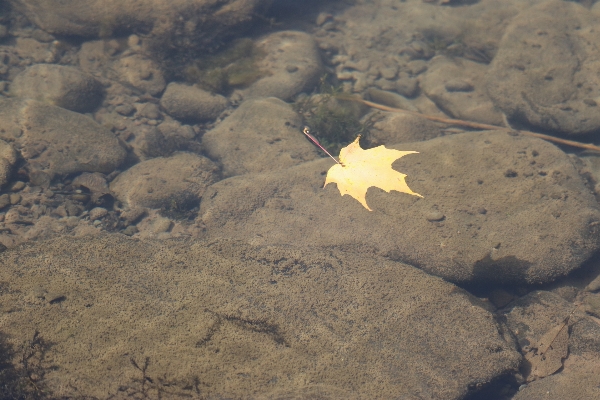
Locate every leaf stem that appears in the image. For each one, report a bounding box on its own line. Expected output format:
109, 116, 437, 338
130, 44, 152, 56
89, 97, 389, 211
303, 126, 342, 165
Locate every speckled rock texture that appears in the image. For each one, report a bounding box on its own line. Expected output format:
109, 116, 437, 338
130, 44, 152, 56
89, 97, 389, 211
202, 97, 319, 177
8, 0, 273, 52
0, 98, 126, 181
10, 64, 103, 112
506, 291, 600, 400
485, 0, 600, 135
115, 55, 166, 96
110, 152, 219, 209
0, 235, 521, 399
242, 31, 323, 101
0, 139, 17, 189
160, 83, 228, 122
421, 56, 504, 126
200, 131, 600, 285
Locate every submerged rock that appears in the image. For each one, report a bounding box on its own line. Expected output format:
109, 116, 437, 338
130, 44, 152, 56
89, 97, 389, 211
202, 97, 319, 177
200, 130, 600, 285
11, 64, 103, 112
0, 140, 17, 189
110, 152, 219, 209
0, 98, 126, 181
160, 82, 228, 122
242, 31, 323, 101
9, 0, 272, 53
486, 1, 600, 135
0, 235, 521, 399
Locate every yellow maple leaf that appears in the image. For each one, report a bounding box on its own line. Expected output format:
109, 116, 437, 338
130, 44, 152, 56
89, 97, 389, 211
324, 136, 422, 211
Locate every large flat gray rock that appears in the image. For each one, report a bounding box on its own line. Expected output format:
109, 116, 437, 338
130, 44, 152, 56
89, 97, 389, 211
200, 131, 600, 285
0, 235, 520, 399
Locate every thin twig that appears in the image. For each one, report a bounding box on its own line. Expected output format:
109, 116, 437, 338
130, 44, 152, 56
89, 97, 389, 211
340, 95, 600, 153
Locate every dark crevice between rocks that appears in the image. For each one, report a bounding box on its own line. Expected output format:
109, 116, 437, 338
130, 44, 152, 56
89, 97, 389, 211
463, 372, 521, 400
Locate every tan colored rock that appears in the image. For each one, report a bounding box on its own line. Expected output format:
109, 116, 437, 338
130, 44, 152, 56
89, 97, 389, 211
160, 83, 228, 122
9, 0, 271, 56
242, 31, 323, 101
200, 131, 600, 285
0, 235, 521, 399
370, 110, 444, 145
115, 55, 166, 96
486, 0, 600, 135
0, 98, 126, 180
507, 291, 600, 399
0, 139, 17, 188
110, 152, 219, 209
202, 97, 319, 177
421, 56, 504, 126
11, 64, 102, 112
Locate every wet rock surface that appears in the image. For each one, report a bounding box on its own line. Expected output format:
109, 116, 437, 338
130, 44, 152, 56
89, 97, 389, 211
0, 235, 521, 399
160, 82, 228, 122
110, 152, 219, 209
242, 31, 323, 101
202, 97, 319, 177
115, 55, 166, 96
0, 139, 17, 189
0, 98, 127, 179
369, 111, 444, 145
505, 291, 600, 399
8, 0, 272, 53
421, 56, 504, 125
200, 131, 600, 285
2, 1, 600, 398
485, 0, 600, 135
10, 64, 103, 112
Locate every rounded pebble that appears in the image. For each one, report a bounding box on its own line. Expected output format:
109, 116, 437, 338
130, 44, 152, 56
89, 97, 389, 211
10, 181, 26, 191
9, 193, 21, 205
1, 194, 13, 209
160, 83, 228, 122
151, 217, 173, 234
425, 211, 445, 222
122, 225, 139, 236
89, 207, 108, 220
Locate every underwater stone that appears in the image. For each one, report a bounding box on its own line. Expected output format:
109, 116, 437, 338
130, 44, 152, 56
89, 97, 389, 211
11, 64, 103, 112
160, 83, 228, 122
